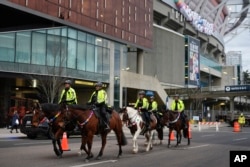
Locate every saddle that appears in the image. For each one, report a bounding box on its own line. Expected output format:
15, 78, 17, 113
92, 106, 112, 131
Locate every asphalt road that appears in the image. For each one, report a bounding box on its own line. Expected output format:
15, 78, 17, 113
0, 124, 250, 167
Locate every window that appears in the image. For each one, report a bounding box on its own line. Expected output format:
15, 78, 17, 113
86, 43, 95, 72
16, 32, 31, 63
0, 33, 15, 62
77, 41, 86, 70
32, 32, 46, 65
67, 39, 77, 68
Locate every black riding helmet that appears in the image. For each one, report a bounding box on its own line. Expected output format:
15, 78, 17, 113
138, 90, 145, 95
64, 80, 72, 85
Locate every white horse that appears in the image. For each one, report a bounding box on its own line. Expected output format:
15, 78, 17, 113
120, 106, 157, 153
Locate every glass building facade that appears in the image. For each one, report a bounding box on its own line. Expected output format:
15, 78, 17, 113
0, 26, 128, 109
0, 26, 128, 83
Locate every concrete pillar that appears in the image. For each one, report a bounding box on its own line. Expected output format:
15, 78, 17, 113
230, 96, 235, 121
108, 42, 115, 106
137, 49, 144, 74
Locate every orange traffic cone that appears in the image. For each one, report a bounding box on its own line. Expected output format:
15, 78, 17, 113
61, 132, 71, 151
169, 131, 175, 141
233, 122, 240, 132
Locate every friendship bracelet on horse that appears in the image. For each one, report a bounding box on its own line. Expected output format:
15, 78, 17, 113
119, 106, 164, 153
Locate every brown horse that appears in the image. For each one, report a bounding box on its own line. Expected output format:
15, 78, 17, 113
161, 109, 190, 147
60, 104, 127, 161
32, 103, 78, 157
119, 106, 160, 153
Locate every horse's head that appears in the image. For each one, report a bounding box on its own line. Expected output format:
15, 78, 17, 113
161, 109, 181, 125
31, 102, 46, 127
118, 107, 130, 124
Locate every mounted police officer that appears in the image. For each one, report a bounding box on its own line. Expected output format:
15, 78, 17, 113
59, 79, 77, 105
87, 82, 110, 130
134, 90, 149, 135
148, 96, 161, 129
170, 94, 187, 128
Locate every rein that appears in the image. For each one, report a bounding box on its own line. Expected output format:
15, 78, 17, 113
77, 110, 94, 126
49, 111, 61, 123
169, 112, 180, 124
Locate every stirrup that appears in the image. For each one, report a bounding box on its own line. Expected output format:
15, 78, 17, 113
140, 126, 146, 135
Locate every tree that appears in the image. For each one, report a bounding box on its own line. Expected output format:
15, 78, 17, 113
28, 35, 67, 103
242, 70, 250, 84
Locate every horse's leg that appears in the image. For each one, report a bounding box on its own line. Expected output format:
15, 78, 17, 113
54, 129, 65, 157
132, 126, 141, 153
146, 130, 154, 151
96, 132, 108, 160
144, 133, 149, 146
114, 128, 126, 158
175, 131, 182, 147
49, 128, 62, 157
168, 129, 171, 148
155, 128, 163, 145
84, 133, 94, 162
78, 143, 85, 156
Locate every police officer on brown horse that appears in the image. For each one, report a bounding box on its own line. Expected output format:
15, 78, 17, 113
87, 82, 110, 130
170, 94, 187, 129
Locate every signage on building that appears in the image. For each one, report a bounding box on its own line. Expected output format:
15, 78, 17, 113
225, 85, 250, 92
186, 36, 200, 87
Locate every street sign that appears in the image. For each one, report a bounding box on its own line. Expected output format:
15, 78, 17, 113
225, 85, 250, 92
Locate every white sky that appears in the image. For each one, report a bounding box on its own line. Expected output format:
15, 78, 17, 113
224, 29, 250, 72
224, 0, 250, 72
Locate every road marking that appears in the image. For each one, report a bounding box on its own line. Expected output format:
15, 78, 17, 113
201, 134, 215, 137
14, 141, 51, 145
233, 138, 248, 141
70, 160, 117, 167
188, 144, 210, 149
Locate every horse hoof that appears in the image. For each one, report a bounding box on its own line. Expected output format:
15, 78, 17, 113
57, 155, 62, 159
132, 150, 138, 154
96, 156, 102, 160
77, 151, 83, 156
85, 159, 89, 163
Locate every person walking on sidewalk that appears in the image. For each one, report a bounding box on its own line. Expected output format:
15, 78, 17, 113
10, 110, 19, 133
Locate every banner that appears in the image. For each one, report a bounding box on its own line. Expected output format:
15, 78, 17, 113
187, 36, 200, 87
174, 0, 215, 35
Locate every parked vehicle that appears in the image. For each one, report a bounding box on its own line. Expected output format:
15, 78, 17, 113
20, 113, 81, 139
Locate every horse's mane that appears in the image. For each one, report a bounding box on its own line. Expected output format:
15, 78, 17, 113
126, 106, 138, 117
68, 104, 88, 111
41, 103, 60, 113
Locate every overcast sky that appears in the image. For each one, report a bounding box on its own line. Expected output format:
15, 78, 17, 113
224, 29, 250, 72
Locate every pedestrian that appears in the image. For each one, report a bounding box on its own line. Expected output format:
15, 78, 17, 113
170, 94, 187, 128
238, 113, 245, 131
10, 110, 19, 133
87, 82, 110, 130
58, 79, 77, 105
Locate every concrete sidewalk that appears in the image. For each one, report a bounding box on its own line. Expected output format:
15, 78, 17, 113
0, 127, 26, 138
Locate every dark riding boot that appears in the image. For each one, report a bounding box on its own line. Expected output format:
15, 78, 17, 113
140, 125, 147, 135
104, 114, 110, 131
180, 112, 187, 129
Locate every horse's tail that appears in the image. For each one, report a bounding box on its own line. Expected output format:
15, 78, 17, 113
183, 128, 188, 138
121, 130, 127, 146
157, 128, 164, 140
